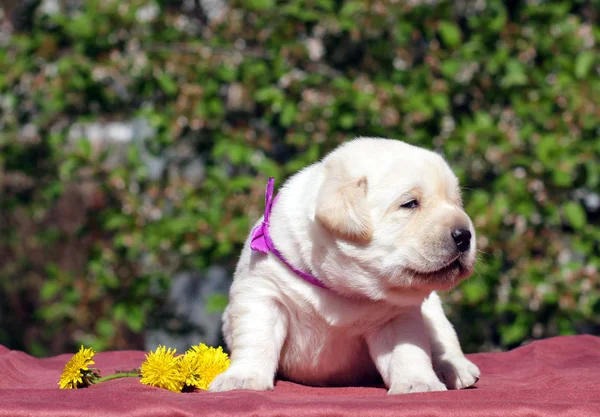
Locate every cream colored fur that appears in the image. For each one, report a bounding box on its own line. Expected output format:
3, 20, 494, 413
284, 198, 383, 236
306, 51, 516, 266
209, 138, 480, 394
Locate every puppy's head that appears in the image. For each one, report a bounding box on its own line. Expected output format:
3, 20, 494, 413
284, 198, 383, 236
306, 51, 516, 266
315, 138, 476, 295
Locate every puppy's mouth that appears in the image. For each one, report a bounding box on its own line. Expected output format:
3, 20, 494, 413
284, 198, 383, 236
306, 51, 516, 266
405, 257, 471, 287
410, 258, 462, 276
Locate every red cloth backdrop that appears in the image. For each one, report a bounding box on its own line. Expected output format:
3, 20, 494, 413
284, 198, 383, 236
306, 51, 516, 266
0, 335, 598, 417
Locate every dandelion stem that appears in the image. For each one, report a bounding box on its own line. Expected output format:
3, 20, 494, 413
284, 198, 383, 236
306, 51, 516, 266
95, 372, 141, 383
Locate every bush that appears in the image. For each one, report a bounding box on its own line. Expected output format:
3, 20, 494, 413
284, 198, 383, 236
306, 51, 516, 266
1, 0, 598, 356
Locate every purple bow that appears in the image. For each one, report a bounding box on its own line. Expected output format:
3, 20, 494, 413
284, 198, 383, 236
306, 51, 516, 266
250, 178, 328, 289
250, 178, 277, 253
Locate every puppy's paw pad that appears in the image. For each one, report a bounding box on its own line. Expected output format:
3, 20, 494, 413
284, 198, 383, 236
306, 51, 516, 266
434, 355, 480, 390
388, 375, 447, 395
208, 369, 273, 392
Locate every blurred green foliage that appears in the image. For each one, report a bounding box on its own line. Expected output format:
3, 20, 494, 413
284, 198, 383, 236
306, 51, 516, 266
1, 0, 599, 356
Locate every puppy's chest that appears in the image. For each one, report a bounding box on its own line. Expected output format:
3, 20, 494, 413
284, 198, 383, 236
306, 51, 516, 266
279, 318, 369, 385
277, 300, 396, 385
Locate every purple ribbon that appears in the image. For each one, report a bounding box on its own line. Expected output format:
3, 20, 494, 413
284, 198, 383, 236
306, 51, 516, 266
250, 178, 329, 289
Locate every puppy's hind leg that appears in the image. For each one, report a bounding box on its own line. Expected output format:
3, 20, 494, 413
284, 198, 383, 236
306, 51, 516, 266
421, 292, 480, 390
209, 297, 287, 392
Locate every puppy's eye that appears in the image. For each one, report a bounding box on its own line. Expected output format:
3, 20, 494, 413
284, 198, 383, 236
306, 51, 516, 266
400, 200, 419, 209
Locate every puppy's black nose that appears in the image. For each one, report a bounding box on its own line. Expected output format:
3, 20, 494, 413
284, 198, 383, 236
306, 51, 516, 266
451, 228, 471, 253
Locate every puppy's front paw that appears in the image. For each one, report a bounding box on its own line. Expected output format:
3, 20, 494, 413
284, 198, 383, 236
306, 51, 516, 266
434, 355, 480, 390
388, 372, 447, 395
208, 367, 274, 392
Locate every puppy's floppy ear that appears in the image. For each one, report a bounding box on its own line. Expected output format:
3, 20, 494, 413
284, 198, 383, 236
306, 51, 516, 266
315, 160, 372, 242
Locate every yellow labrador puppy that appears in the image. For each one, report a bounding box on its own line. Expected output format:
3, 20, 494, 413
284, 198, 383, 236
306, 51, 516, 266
210, 138, 480, 394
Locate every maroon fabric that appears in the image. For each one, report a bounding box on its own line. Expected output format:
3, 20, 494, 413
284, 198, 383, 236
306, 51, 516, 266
0, 335, 599, 417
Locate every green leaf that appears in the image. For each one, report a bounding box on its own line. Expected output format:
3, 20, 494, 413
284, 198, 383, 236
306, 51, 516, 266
59, 158, 79, 180
462, 280, 488, 304
441, 60, 461, 78
96, 319, 115, 338
488, 4, 507, 32
552, 168, 572, 187
216, 65, 237, 82
125, 306, 145, 333
316, 0, 334, 11
40, 281, 61, 301
247, 0, 275, 11
536, 135, 558, 165
438, 21, 462, 47
42, 182, 64, 200
254, 86, 283, 103
501, 60, 528, 87
156, 72, 177, 95
339, 113, 355, 129
340, 1, 365, 16
280, 101, 297, 127
205, 294, 229, 314
431, 94, 449, 112
66, 15, 94, 39
105, 214, 129, 230
574, 51, 595, 79
563, 201, 587, 229
76, 138, 92, 159
501, 318, 529, 345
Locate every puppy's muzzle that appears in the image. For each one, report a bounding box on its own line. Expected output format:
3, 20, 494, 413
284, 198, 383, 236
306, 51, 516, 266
451, 228, 471, 253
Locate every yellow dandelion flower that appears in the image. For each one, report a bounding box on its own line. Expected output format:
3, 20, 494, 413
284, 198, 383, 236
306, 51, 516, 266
188, 343, 209, 356
188, 343, 230, 390
140, 346, 185, 392
58, 346, 97, 389
178, 350, 202, 390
